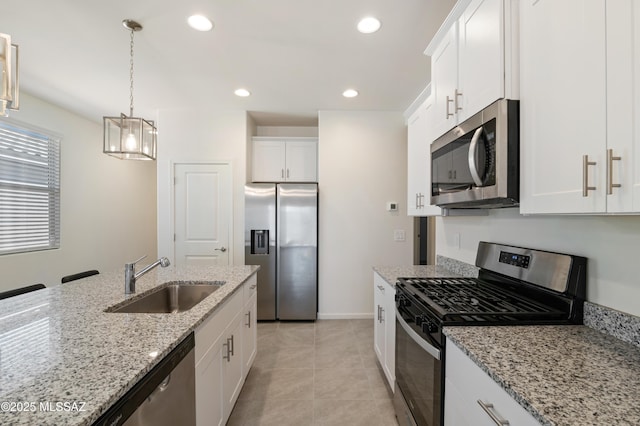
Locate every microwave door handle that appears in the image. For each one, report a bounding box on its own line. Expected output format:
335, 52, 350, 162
468, 127, 485, 187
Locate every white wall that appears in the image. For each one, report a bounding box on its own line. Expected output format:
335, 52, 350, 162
156, 109, 248, 265
318, 111, 413, 318
0, 93, 157, 291
436, 209, 640, 317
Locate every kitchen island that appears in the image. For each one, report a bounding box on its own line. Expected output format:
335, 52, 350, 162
0, 264, 259, 426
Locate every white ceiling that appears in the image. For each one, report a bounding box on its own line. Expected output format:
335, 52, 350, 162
2, 0, 456, 126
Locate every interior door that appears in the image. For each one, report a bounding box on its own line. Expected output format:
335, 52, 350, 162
174, 163, 231, 266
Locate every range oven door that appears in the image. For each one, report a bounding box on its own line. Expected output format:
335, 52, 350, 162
394, 308, 442, 426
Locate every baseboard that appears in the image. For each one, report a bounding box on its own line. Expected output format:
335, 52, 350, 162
317, 313, 374, 320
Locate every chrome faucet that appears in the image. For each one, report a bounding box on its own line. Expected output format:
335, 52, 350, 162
124, 255, 171, 294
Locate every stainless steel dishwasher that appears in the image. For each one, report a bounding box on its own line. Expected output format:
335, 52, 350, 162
93, 333, 196, 426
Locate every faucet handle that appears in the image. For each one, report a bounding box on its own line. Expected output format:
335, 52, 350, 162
126, 255, 147, 267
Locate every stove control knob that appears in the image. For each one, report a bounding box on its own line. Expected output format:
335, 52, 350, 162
422, 321, 438, 334
415, 316, 423, 326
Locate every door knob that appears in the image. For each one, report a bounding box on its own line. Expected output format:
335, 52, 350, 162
215, 247, 227, 252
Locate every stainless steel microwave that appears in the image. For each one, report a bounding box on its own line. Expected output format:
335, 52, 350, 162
431, 99, 519, 208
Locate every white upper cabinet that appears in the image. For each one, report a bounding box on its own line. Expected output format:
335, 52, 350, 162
406, 86, 442, 216
426, 0, 519, 141
520, 0, 640, 214
252, 137, 318, 182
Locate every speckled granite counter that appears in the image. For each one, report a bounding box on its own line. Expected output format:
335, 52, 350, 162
0, 265, 259, 426
444, 325, 640, 426
373, 265, 460, 286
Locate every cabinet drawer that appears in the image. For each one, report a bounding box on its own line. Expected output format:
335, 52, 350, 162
195, 288, 243, 364
445, 341, 540, 426
243, 274, 257, 305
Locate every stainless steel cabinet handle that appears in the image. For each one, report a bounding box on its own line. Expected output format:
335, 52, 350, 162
446, 96, 454, 118
455, 89, 463, 112
281, 169, 285, 178
229, 335, 235, 356
606, 149, 622, 195
286, 168, 290, 178
377, 285, 385, 292
582, 155, 597, 197
415, 193, 419, 209
223, 341, 230, 361
246, 311, 251, 328
377, 305, 381, 322
215, 246, 227, 252
477, 400, 510, 425
250, 284, 257, 290
380, 307, 384, 322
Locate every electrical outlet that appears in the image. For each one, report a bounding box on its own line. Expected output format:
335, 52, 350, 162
394, 229, 406, 242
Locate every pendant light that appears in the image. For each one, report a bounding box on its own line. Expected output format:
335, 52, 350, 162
103, 20, 157, 160
0, 32, 19, 117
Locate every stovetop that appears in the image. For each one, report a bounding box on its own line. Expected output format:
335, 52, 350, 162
397, 277, 568, 325
395, 241, 587, 328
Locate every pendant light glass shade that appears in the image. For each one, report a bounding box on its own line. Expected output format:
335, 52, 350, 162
103, 114, 156, 160
103, 20, 157, 161
0, 33, 20, 117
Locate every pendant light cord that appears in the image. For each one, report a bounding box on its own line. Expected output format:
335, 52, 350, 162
129, 28, 135, 117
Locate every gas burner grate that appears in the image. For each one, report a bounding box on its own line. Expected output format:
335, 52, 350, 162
397, 277, 564, 322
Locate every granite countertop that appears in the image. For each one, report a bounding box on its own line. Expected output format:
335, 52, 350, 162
0, 264, 259, 426
444, 325, 640, 426
373, 265, 460, 286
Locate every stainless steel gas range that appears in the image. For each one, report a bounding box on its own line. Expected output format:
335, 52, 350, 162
394, 241, 587, 426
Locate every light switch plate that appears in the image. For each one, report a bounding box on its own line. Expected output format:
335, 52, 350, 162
394, 229, 406, 241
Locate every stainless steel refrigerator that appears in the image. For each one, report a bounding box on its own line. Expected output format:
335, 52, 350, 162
245, 183, 318, 320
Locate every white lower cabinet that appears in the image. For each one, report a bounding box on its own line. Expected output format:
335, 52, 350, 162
242, 280, 257, 377
373, 272, 396, 391
195, 275, 257, 426
444, 339, 540, 426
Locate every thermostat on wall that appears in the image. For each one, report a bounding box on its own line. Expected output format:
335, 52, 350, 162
387, 202, 398, 212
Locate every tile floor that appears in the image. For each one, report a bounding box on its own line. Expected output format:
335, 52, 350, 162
228, 319, 400, 425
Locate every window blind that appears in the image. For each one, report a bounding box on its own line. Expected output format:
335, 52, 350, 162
0, 120, 60, 255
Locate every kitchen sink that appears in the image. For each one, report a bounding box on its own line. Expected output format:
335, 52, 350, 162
107, 281, 225, 313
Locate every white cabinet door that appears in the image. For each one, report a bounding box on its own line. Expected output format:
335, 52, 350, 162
373, 277, 385, 364
382, 280, 396, 388
458, 0, 504, 123
606, 1, 640, 212
252, 140, 286, 182
407, 97, 434, 216
222, 314, 244, 420
285, 139, 318, 182
520, 0, 607, 214
195, 340, 224, 426
373, 272, 395, 391
431, 23, 459, 139
445, 340, 541, 426
242, 291, 257, 377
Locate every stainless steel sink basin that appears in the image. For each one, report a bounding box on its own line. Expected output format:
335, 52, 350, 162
107, 281, 225, 313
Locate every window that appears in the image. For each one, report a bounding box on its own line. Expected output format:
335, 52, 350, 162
0, 119, 60, 255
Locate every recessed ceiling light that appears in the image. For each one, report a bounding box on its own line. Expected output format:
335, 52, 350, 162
343, 89, 359, 98
357, 17, 381, 34
235, 88, 251, 97
188, 15, 213, 31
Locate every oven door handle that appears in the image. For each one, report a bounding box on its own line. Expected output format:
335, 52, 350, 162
396, 310, 441, 360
